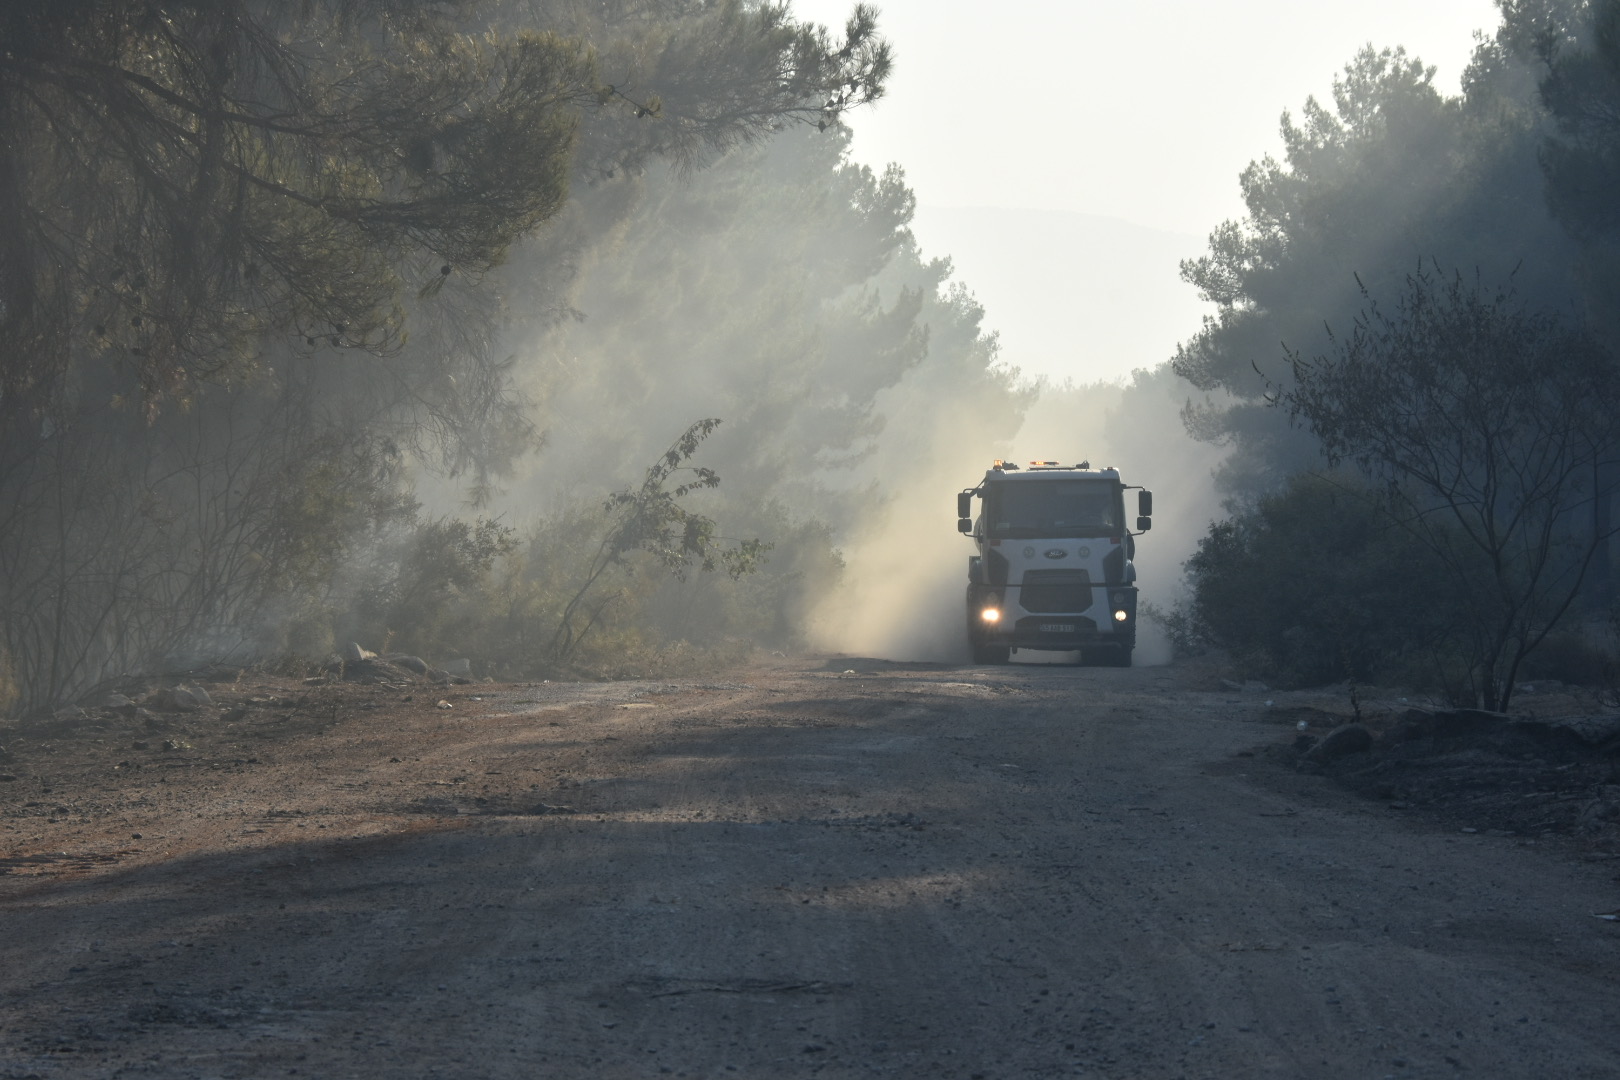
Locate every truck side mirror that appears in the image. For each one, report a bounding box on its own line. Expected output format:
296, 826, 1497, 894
1136, 516, 1152, 532
957, 491, 974, 518
958, 518, 973, 534
1137, 489, 1153, 517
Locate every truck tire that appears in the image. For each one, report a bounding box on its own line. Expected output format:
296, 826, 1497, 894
972, 642, 1010, 665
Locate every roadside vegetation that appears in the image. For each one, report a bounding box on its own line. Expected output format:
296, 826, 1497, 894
0, 0, 1026, 710
12, 0, 1620, 718
1173, 0, 1620, 708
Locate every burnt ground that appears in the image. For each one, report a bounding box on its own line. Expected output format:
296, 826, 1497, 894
1248, 689, 1620, 847
2, 657, 1620, 1079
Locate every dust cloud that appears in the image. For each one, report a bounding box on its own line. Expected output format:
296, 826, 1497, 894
812, 367, 1226, 665
805, 398, 997, 662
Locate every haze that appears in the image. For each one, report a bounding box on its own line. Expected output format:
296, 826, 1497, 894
791, 0, 1502, 383
3, 0, 1582, 707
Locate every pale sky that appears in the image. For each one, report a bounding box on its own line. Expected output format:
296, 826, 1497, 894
790, 0, 1505, 382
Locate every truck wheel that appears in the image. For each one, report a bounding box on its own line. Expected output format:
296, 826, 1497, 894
1112, 646, 1133, 668
972, 643, 1010, 665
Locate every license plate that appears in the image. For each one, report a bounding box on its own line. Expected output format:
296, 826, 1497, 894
1038, 623, 1074, 633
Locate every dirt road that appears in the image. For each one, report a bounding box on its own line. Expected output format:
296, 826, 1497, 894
3, 658, 1619, 1079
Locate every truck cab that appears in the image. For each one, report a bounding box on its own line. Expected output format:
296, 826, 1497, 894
958, 460, 1152, 666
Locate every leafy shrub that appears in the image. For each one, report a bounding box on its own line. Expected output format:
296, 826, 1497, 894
310, 421, 830, 678
344, 516, 520, 665
1182, 473, 1460, 686
1520, 626, 1615, 689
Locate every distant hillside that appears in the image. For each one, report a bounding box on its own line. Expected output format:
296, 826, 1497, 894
914, 205, 1212, 384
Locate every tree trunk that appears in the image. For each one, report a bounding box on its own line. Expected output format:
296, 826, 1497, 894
1594, 458, 1613, 598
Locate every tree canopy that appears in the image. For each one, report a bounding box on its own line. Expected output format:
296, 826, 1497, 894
1279, 268, 1620, 708
1173, 28, 1580, 496
0, 0, 890, 423
1168, 0, 1620, 701
0, 0, 901, 712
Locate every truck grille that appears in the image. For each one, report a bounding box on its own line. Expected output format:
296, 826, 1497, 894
1018, 570, 1092, 613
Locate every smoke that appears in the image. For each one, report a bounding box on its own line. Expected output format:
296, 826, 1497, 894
409, 134, 1229, 673
805, 394, 1003, 661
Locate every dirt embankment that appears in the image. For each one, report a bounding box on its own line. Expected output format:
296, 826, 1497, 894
1250, 688, 1620, 846
4, 658, 1620, 1079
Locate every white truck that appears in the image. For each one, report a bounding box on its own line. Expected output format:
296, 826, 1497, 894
958, 460, 1152, 666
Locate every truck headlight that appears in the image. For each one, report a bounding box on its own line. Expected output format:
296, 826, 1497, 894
1113, 609, 1129, 623
981, 607, 1001, 623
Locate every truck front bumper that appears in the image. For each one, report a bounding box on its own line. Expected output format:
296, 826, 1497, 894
968, 585, 1137, 652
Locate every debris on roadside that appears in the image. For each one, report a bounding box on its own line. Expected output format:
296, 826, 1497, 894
1271, 704, 1620, 846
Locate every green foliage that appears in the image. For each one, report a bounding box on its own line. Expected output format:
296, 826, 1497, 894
1173, 35, 1579, 497
0, 0, 895, 713
1160, 5, 1620, 705
1518, 626, 1616, 687
0, 0, 599, 414
0, 366, 424, 713
550, 420, 771, 662
1182, 474, 1457, 686
317, 427, 811, 678
1277, 268, 1620, 709
1540, 0, 1620, 233
478, 0, 891, 182
603, 420, 750, 579
638, 505, 844, 650
348, 516, 520, 662
1538, 0, 1620, 342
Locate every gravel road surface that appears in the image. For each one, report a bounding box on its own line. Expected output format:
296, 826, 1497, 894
3, 658, 1618, 1078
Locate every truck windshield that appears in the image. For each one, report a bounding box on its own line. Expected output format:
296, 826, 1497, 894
985, 480, 1121, 538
